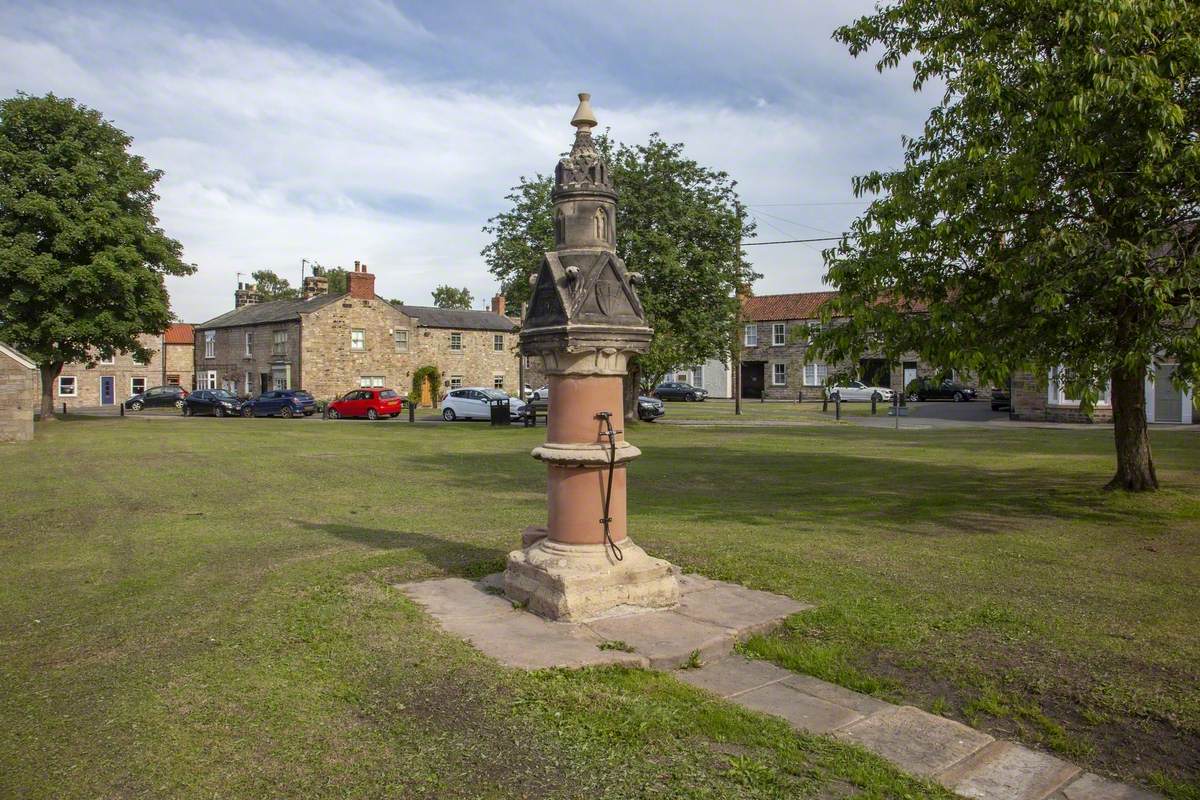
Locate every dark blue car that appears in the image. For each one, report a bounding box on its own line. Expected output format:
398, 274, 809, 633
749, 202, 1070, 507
240, 389, 316, 418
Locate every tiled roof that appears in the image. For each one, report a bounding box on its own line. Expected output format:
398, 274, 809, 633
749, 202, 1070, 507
397, 305, 518, 332
741, 292, 839, 322
164, 323, 194, 344
196, 293, 344, 329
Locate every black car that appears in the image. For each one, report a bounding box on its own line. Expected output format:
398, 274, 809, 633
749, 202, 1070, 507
907, 377, 978, 402
241, 389, 317, 418
124, 385, 188, 411
990, 385, 1012, 412
182, 389, 242, 417
637, 395, 665, 422
653, 381, 708, 402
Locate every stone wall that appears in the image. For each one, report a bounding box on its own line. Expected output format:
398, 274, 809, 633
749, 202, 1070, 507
0, 352, 37, 442
413, 326, 521, 400
195, 321, 302, 396
300, 296, 420, 402
1010, 369, 1114, 423
55, 334, 164, 408
163, 343, 194, 389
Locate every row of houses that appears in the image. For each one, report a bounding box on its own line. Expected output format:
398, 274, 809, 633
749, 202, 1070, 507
673, 291, 1195, 425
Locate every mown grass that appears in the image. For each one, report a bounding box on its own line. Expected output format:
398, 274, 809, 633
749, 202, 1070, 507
1, 414, 1197, 798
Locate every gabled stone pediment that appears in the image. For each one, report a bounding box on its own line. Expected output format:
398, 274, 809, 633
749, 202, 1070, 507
524, 250, 645, 332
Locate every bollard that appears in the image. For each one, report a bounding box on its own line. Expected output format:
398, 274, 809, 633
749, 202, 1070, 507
797, 390, 803, 405
62, 401, 67, 416
120, 403, 125, 417
871, 395, 877, 415
408, 402, 415, 423
322, 404, 328, 420
835, 394, 841, 420
821, 394, 828, 412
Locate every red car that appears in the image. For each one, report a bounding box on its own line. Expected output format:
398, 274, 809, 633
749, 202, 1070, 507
327, 388, 404, 420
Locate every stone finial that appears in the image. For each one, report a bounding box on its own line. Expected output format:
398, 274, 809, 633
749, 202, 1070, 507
571, 92, 597, 131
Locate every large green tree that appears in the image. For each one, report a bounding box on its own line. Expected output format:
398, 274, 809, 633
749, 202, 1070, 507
482, 133, 757, 397
431, 285, 473, 309
311, 264, 348, 295
0, 93, 194, 418
815, 0, 1200, 491
250, 269, 297, 301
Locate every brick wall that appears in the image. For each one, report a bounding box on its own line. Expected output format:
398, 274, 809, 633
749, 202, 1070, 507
1010, 368, 1114, 423
163, 343, 194, 389
55, 334, 164, 408
194, 321, 301, 396
0, 353, 37, 442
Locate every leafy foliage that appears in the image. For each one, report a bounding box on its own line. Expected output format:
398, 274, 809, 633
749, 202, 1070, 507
251, 269, 298, 301
410, 364, 442, 406
311, 264, 347, 295
431, 285, 473, 309
816, 0, 1200, 489
482, 133, 758, 389
0, 93, 193, 414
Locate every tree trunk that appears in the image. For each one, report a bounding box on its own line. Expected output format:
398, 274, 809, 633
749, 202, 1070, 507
623, 359, 640, 423
39, 362, 63, 421
1106, 366, 1158, 492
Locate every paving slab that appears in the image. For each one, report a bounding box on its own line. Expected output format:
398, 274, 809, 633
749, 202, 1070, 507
675, 655, 791, 698
836, 705, 994, 777
780, 673, 892, 717
733, 680, 863, 734
584, 611, 732, 669
1060, 773, 1162, 800
675, 584, 813, 636
937, 740, 1079, 800
401, 577, 512, 621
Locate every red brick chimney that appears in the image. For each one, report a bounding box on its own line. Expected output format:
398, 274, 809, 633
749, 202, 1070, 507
347, 260, 376, 300
490, 294, 506, 316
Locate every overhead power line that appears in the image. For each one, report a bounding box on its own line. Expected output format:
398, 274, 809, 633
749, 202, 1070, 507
740, 236, 846, 246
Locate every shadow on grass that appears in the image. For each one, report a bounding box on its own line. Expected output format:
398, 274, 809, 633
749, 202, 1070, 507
294, 520, 506, 577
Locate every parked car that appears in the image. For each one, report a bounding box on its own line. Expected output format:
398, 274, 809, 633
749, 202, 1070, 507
637, 395, 665, 422
124, 385, 188, 411
990, 385, 1011, 412
828, 380, 894, 403
907, 377, 978, 402
327, 388, 404, 420
440, 387, 527, 421
182, 389, 241, 417
529, 385, 550, 401
241, 389, 317, 418
653, 381, 708, 402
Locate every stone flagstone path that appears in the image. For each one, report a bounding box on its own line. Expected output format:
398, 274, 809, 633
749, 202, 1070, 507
398, 574, 1160, 800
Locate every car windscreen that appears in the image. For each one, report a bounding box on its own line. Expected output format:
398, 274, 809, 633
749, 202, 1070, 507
482, 390, 510, 400
211, 390, 236, 400
292, 391, 313, 399
380, 390, 398, 398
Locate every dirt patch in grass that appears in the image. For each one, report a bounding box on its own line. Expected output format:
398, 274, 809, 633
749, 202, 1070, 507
854, 633, 1200, 791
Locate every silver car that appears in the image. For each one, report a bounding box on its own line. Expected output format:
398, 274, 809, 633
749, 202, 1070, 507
828, 380, 894, 402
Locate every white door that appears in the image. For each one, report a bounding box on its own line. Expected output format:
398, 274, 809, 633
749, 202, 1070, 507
903, 365, 918, 392
1154, 365, 1182, 423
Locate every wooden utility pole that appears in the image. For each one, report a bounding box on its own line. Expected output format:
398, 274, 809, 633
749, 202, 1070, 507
732, 208, 743, 416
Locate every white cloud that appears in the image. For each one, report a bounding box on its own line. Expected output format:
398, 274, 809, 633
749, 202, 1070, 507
0, 2, 934, 321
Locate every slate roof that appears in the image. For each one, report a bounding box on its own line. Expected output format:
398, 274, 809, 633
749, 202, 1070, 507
741, 292, 839, 322
196, 293, 344, 329
164, 323, 194, 344
397, 305, 518, 332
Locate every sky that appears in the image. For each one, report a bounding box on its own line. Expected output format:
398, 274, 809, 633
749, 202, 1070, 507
0, 1, 936, 324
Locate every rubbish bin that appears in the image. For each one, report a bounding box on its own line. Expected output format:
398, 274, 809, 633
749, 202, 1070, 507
489, 397, 511, 426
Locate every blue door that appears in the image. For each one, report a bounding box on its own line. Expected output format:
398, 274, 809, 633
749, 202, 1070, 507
100, 376, 115, 405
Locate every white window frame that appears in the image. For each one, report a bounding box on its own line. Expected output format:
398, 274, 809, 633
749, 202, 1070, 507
359, 375, 384, 388
493, 333, 504, 352
692, 366, 704, 386
772, 323, 786, 346
99, 354, 115, 365
204, 330, 215, 359
203, 370, 217, 390
493, 373, 505, 389
130, 377, 147, 395
743, 324, 758, 347
772, 362, 787, 386
57, 375, 77, 396
450, 332, 463, 352
449, 375, 463, 389
245, 371, 252, 395
271, 366, 288, 391
803, 363, 828, 386
272, 330, 287, 356
244, 331, 253, 357
393, 329, 409, 353
1048, 367, 1110, 406
350, 329, 365, 351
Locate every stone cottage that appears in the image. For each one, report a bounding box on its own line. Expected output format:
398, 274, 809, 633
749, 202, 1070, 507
0, 342, 39, 442
162, 323, 195, 389
193, 262, 520, 403
53, 333, 165, 409
1010, 364, 1195, 424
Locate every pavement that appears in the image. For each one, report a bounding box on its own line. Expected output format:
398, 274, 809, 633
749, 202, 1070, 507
398, 572, 1161, 800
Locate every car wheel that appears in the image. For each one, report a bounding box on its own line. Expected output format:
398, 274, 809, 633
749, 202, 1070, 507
953, 391, 964, 402
443, 408, 456, 421
685, 393, 696, 402
242, 406, 253, 418
907, 393, 919, 403
215, 406, 225, 417
327, 408, 339, 420
367, 408, 379, 421
175, 399, 185, 409
130, 400, 143, 411
281, 407, 294, 418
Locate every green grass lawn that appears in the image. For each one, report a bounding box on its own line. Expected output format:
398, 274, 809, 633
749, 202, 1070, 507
1, 416, 1197, 799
